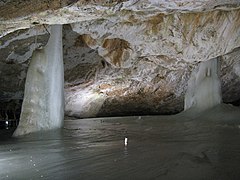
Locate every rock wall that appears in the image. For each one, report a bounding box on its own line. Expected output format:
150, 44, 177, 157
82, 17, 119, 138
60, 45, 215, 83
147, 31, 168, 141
71, 9, 240, 64
63, 25, 240, 118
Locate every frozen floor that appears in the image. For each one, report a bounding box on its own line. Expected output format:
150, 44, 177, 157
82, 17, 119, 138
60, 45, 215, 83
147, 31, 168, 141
1, 104, 240, 179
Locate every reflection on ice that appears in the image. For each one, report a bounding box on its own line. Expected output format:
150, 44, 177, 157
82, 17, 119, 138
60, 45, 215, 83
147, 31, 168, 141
0, 104, 240, 179
124, 137, 128, 146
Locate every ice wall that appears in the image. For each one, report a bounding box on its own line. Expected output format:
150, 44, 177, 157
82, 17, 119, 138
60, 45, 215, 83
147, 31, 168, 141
184, 58, 222, 112
13, 25, 64, 136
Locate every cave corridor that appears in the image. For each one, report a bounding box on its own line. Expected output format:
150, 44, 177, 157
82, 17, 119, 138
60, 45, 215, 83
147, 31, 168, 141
1, 0, 240, 179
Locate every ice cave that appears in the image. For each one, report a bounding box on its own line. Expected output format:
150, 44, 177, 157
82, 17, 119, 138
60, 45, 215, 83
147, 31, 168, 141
1, 0, 240, 179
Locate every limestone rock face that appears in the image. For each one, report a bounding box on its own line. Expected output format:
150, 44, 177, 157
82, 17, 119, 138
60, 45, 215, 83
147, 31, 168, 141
63, 25, 191, 117
0, 0, 240, 118
221, 48, 240, 105
0, 27, 49, 101
71, 9, 240, 64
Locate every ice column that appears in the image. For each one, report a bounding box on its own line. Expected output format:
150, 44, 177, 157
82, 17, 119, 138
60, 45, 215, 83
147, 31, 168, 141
184, 58, 222, 112
13, 25, 64, 136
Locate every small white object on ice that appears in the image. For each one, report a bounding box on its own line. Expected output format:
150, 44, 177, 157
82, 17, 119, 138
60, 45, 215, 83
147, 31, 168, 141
124, 137, 128, 146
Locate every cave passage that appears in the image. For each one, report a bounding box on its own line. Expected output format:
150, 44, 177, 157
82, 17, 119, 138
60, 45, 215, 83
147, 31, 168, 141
9, 26, 228, 136
1, 1, 240, 179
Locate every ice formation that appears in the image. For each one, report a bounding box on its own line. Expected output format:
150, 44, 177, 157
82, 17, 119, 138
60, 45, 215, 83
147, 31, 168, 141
13, 25, 64, 136
184, 58, 222, 112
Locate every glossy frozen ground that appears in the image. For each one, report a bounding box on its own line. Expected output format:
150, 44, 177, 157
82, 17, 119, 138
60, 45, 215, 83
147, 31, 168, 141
1, 104, 240, 180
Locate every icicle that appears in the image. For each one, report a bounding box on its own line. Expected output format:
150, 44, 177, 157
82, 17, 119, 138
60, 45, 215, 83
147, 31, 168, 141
184, 58, 222, 112
13, 25, 64, 136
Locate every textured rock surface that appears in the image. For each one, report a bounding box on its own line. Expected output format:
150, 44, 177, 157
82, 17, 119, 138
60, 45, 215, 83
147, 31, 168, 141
63, 25, 191, 117
221, 48, 240, 105
1, 0, 240, 37
0, 0, 240, 118
71, 9, 240, 64
0, 27, 49, 101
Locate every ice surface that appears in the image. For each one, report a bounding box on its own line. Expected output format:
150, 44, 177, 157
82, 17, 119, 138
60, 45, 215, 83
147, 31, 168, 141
1, 104, 240, 179
185, 58, 222, 112
13, 25, 64, 136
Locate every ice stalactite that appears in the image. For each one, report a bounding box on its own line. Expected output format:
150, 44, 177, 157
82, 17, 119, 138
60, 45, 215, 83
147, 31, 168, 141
13, 25, 64, 136
184, 58, 222, 112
